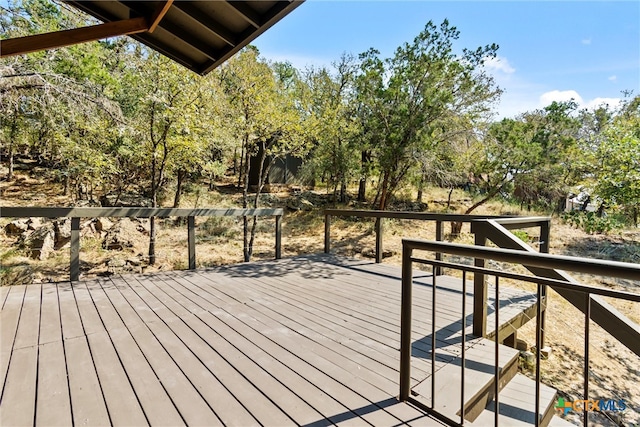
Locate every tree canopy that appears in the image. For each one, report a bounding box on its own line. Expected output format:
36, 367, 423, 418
1, 0, 638, 241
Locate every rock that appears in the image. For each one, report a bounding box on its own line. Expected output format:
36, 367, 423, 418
299, 198, 314, 211
133, 218, 150, 235
102, 218, 143, 250
100, 193, 152, 208
94, 217, 114, 233
73, 199, 100, 207
0, 265, 34, 286
126, 256, 143, 266
22, 224, 55, 260
54, 219, 71, 249
5, 219, 29, 235
27, 217, 43, 230
107, 258, 126, 268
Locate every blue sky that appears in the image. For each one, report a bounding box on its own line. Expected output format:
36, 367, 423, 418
253, 1, 640, 118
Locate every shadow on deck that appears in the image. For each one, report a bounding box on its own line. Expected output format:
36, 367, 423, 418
0, 254, 548, 426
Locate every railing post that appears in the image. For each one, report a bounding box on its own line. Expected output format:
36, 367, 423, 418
187, 216, 196, 270
539, 220, 550, 347
324, 214, 331, 254
375, 217, 383, 263
275, 214, 282, 259
399, 241, 413, 401
435, 220, 443, 276
70, 217, 80, 281
472, 223, 488, 337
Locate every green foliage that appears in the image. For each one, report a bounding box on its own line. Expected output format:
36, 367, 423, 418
355, 20, 501, 209
511, 230, 532, 243
592, 97, 640, 226
561, 211, 624, 234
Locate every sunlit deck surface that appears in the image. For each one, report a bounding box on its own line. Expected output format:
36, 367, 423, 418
0, 254, 538, 426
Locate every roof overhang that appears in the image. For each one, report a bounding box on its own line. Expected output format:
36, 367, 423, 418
0, 1, 303, 75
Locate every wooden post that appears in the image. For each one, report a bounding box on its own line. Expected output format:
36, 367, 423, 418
375, 217, 383, 263
435, 220, 443, 276
70, 217, 80, 281
187, 216, 196, 270
539, 220, 550, 347
275, 215, 282, 259
473, 224, 488, 337
399, 243, 413, 401
324, 214, 331, 254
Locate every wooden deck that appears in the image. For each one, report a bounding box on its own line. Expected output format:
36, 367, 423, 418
0, 254, 540, 426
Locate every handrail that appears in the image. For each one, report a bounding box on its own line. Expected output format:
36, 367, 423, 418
399, 239, 640, 427
472, 218, 640, 360
0, 206, 284, 281
403, 239, 640, 280
324, 209, 517, 221
324, 209, 517, 265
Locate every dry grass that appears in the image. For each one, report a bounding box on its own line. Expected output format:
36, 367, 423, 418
1, 171, 639, 425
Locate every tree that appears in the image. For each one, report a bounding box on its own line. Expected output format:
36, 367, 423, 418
593, 96, 640, 226
355, 20, 501, 209
128, 49, 216, 264
302, 54, 361, 203
218, 47, 308, 261
466, 101, 579, 212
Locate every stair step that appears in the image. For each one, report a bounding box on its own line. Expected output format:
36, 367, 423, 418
411, 337, 520, 422
470, 373, 559, 426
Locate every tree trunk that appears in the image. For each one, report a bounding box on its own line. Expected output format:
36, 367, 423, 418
451, 184, 507, 237
357, 150, 370, 202
358, 179, 367, 202
238, 144, 245, 189
173, 169, 186, 208
242, 138, 251, 262
446, 188, 454, 210
7, 141, 14, 181
416, 171, 426, 203
378, 170, 390, 210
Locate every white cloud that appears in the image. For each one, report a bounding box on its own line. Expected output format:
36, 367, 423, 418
581, 38, 592, 45
483, 55, 516, 74
538, 90, 622, 112
539, 90, 584, 106
583, 97, 622, 111
608, 75, 617, 82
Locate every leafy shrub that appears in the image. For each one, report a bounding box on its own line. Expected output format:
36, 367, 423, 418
561, 211, 624, 234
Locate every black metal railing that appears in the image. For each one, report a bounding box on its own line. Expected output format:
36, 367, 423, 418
324, 209, 527, 265
0, 206, 283, 281
399, 239, 640, 427
324, 209, 551, 341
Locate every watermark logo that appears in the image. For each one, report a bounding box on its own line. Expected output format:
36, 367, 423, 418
555, 397, 627, 415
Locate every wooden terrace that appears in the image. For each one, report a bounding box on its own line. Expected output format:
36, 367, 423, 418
0, 254, 559, 427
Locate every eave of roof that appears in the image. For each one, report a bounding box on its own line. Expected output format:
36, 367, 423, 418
0, 1, 303, 75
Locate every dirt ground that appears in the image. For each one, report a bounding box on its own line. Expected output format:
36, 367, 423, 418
1, 172, 639, 426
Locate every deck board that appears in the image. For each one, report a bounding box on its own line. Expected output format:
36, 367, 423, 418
0, 285, 26, 392
0, 254, 539, 426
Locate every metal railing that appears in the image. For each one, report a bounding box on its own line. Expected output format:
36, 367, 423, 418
324, 210, 551, 338
324, 209, 518, 264
0, 206, 283, 281
472, 217, 550, 340
399, 239, 640, 427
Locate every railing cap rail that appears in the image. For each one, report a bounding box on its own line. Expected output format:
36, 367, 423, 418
0, 206, 284, 218
402, 238, 640, 281
324, 209, 519, 222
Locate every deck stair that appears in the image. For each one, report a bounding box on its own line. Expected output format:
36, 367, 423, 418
471, 373, 574, 426
411, 337, 571, 427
